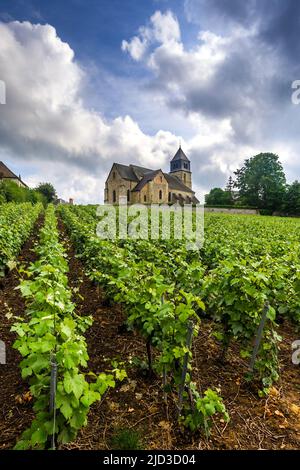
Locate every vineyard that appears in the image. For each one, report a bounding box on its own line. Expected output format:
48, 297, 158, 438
0, 203, 299, 450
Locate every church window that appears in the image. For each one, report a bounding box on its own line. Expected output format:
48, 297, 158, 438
184, 174, 186, 183
112, 171, 116, 179
168, 192, 171, 202
159, 190, 162, 200
113, 190, 116, 203
184, 163, 188, 169
127, 189, 130, 202
160, 176, 163, 183
144, 194, 147, 202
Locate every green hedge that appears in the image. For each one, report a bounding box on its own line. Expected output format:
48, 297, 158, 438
204, 205, 258, 210
0, 180, 47, 205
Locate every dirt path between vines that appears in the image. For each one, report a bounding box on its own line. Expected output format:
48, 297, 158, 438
58, 220, 300, 451
0, 214, 44, 450
58, 220, 172, 450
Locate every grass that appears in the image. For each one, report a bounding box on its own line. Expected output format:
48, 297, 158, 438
110, 428, 144, 450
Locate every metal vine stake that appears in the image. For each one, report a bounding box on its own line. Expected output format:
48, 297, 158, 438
249, 301, 270, 374
161, 294, 167, 403
178, 319, 194, 417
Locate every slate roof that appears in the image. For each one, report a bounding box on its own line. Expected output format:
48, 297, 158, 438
113, 163, 152, 182
0, 161, 27, 187
164, 173, 193, 193
171, 147, 190, 162
131, 165, 153, 180
132, 170, 161, 192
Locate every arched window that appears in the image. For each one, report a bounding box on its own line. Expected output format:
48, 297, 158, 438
144, 194, 147, 202
113, 190, 116, 203
160, 176, 163, 183
159, 190, 162, 200
112, 171, 116, 179
127, 189, 130, 202
184, 173, 186, 183
168, 192, 171, 202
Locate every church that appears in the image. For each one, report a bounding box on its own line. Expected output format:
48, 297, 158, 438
104, 146, 198, 205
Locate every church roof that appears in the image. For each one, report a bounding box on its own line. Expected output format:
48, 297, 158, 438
132, 170, 161, 192
130, 165, 153, 180
113, 163, 152, 182
132, 171, 194, 194
171, 147, 190, 162
164, 173, 193, 193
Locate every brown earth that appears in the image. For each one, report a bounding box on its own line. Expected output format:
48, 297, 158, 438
0, 215, 44, 449
0, 218, 299, 450
58, 221, 300, 451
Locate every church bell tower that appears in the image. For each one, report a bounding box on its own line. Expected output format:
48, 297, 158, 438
169, 145, 192, 189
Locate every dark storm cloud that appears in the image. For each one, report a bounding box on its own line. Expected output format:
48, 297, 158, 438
185, 0, 300, 67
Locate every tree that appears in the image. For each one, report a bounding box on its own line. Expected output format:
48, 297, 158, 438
205, 187, 234, 206
283, 181, 300, 215
35, 182, 57, 203
226, 176, 234, 194
234, 153, 286, 211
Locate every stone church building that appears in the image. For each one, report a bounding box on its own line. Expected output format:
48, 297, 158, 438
104, 147, 198, 205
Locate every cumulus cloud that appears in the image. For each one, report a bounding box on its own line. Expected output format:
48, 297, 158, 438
121, 7, 300, 188
3, 4, 299, 205
0, 20, 182, 202
122, 10, 180, 61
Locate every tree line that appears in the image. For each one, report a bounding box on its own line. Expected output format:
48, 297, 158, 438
205, 153, 300, 215
0, 181, 57, 205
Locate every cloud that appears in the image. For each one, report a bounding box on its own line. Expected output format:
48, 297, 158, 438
0, 20, 182, 202
121, 10, 180, 61
121, 7, 300, 188
3, 4, 300, 206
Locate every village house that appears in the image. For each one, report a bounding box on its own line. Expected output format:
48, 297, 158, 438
104, 146, 199, 205
0, 161, 27, 188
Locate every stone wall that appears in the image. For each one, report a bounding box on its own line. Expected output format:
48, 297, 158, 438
170, 170, 192, 189
105, 167, 136, 204
131, 171, 169, 204
205, 207, 259, 215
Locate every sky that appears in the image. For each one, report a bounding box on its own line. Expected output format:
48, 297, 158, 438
0, 0, 300, 203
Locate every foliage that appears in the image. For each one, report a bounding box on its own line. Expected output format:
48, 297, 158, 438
58, 205, 226, 434
0, 180, 47, 205
35, 182, 57, 203
12, 206, 126, 449
110, 428, 144, 450
205, 187, 233, 206
283, 180, 300, 215
233, 153, 286, 211
181, 385, 229, 436
0, 202, 42, 276
57, 204, 300, 431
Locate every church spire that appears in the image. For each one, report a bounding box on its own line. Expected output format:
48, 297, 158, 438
169, 146, 192, 189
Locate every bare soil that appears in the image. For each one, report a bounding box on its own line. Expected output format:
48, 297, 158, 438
0, 215, 44, 449
59, 221, 300, 451
0, 218, 299, 450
